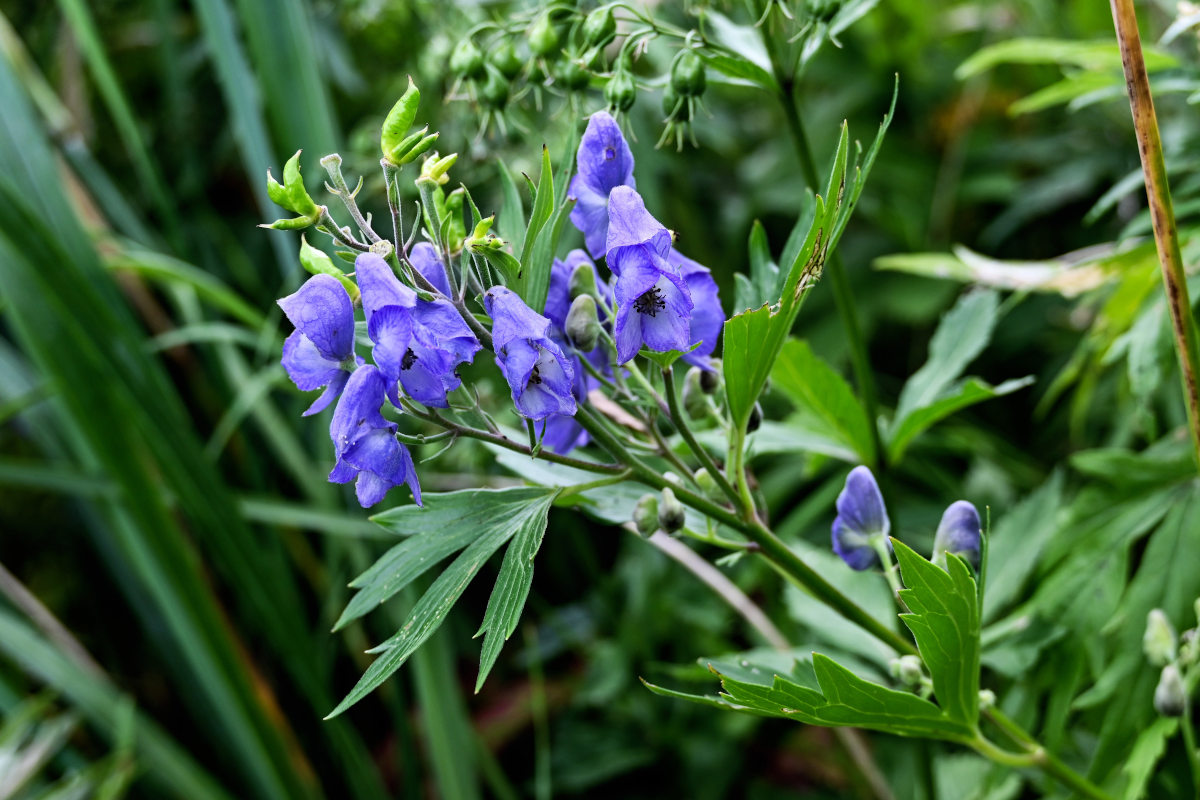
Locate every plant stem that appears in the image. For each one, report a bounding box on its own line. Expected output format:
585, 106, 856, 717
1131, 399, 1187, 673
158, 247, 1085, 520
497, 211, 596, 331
983, 707, 1115, 800
1109, 0, 1200, 473
662, 367, 742, 507
1182, 703, 1200, 800
321, 154, 381, 244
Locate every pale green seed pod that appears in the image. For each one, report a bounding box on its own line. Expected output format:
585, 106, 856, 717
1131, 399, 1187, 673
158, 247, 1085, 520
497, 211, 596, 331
658, 488, 685, 533
568, 261, 598, 300
1144, 609, 1177, 667
633, 494, 659, 537
566, 295, 600, 352
1154, 664, 1186, 717
694, 468, 720, 502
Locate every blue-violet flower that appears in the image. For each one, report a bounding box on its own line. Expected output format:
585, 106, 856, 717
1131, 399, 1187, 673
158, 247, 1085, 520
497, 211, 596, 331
668, 248, 723, 370
328, 364, 421, 507
278, 274, 360, 416
832, 466, 891, 570
568, 111, 636, 260
932, 500, 982, 571
484, 286, 577, 420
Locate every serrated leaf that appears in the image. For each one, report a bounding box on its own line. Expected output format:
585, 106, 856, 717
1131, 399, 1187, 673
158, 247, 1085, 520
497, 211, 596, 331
771, 339, 874, 466
327, 488, 557, 718
887, 376, 1033, 463
895, 289, 1000, 421
893, 542, 981, 727
473, 510, 551, 691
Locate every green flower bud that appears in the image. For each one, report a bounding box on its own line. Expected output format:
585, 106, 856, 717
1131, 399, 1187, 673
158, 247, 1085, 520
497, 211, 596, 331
658, 487, 686, 533
481, 65, 509, 110
889, 655, 924, 687
566, 295, 600, 351
1194, 596, 1200, 627
554, 57, 590, 91
747, 402, 763, 433
299, 236, 359, 303
1144, 609, 1177, 667
582, 7, 617, 48
1154, 664, 1187, 717
978, 690, 996, 710
682, 367, 709, 420
694, 468, 721, 502
670, 49, 706, 98
1180, 629, 1198, 667
420, 152, 458, 185
529, 13, 560, 58
465, 215, 496, 248
662, 84, 683, 118
449, 39, 486, 80
605, 70, 637, 113
633, 494, 659, 536
442, 188, 466, 254
264, 150, 321, 225
491, 41, 524, 79
568, 261, 598, 300
381, 77, 422, 162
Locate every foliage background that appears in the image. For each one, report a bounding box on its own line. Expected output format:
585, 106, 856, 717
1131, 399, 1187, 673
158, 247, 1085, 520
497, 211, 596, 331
0, 0, 1197, 797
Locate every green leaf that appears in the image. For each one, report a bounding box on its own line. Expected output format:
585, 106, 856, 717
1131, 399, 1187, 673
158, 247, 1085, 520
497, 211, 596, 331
1008, 71, 1119, 115
771, 339, 874, 466
474, 509, 550, 691
893, 542, 981, 727
1120, 718, 1179, 800
955, 38, 1178, 80
895, 289, 1000, 421
517, 148, 555, 285
495, 159, 526, 262
697, 51, 779, 92
639, 342, 700, 369
328, 488, 557, 718
886, 376, 1033, 463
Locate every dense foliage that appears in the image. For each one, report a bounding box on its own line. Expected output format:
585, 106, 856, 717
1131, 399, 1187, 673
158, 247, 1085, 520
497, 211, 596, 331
2, 1, 1200, 798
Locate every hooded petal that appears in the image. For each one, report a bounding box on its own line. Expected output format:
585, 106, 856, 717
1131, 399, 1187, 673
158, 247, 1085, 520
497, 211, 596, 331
605, 186, 671, 259
569, 112, 636, 259
568, 181, 613, 261
367, 305, 416, 383
933, 500, 982, 570
484, 286, 552, 350
355, 252, 416, 327
278, 275, 355, 362
835, 466, 890, 540
410, 242, 451, 296
411, 299, 480, 362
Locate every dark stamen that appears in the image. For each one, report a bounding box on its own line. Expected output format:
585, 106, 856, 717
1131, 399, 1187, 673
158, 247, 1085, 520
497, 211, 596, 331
401, 348, 418, 370
529, 365, 543, 385
634, 286, 667, 317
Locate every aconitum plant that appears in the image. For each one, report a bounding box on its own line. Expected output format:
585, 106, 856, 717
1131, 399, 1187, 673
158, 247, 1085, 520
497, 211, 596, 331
261, 68, 1177, 798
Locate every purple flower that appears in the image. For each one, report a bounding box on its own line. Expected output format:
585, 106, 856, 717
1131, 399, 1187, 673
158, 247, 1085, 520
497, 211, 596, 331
832, 466, 890, 571
933, 500, 982, 571
484, 286, 577, 420
355, 253, 480, 408
328, 364, 421, 508
668, 249, 723, 370
278, 274, 360, 416
410, 241, 452, 296
568, 111, 636, 259
606, 187, 693, 364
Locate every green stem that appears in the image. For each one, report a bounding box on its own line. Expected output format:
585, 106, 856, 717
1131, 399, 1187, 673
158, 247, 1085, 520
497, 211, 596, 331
1182, 703, 1200, 800
662, 367, 742, 507
983, 708, 1114, 800
321, 154, 381, 244
1110, 0, 1200, 474
727, 423, 756, 517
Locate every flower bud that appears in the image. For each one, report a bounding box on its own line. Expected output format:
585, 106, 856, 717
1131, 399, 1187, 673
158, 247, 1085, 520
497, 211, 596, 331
682, 368, 709, 420
1180, 629, 1198, 667
568, 261, 598, 300
298, 237, 359, 303
1144, 609, 1178, 667
442, 188, 466, 254
669, 49, 706, 98
747, 402, 763, 433
658, 487, 685, 533
449, 39, 486, 81
582, 6, 617, 48
694, 468, 720, 502
1154, 664, 1187, 717
978, 690, 996, 710
465, 215, 496, 248
698, 367, 720, 394
554, 58, 590, 91
633, 494, 658, 536
932, 501, 982, 572
264, 150, 321, 226
529, 13, 560, 58
889, 655, 924, 687
566, 295, 600, 351
420, 152, 457, 185
491, 41, 524, 79
605, 70, 637, 113
481, 65, 509, 110
381, 77, 426, 164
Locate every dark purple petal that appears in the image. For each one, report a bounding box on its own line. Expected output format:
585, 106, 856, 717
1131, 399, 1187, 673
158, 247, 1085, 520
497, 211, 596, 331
484, 286, 552, 350
568, 179, 612, 261
330, 364, 394, 458
400, 357, 453, 408
605, 187, 671, 259
832, 517, 882, 571
355, 252, 416, 327
612, 275, 694, 364
835, 466, 890, 539
933, 500, 982, 570
540, 414, 589, 454
411, 299, 480, 362
410, 242, 451, 296
670, 249, 724, 369
277, 274, 355, 362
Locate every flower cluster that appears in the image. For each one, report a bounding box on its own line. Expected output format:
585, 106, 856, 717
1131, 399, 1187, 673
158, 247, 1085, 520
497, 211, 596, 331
278, 252, 481, 507
832, 466, 982, 572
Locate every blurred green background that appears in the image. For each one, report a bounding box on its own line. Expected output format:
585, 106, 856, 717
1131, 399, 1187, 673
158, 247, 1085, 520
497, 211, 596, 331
0, 0, 1197, 797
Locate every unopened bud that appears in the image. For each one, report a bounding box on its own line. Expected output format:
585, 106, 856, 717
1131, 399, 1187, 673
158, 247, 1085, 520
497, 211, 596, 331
698, 367, 720, 394
633, 494, 658, 536
605, 70, 637, 113
978, 690, 996, 710
381, 77, 427, 164
566, 295, 600, 351
658, 488, 685, 533
420, 152, 457, 185
694, 468, 720, 502
932, 501, 982, 572
1180, 629, 1198, 667
582, 6, 617, 48
669, 49, 706, 98
449, 39, 486, 80
747, 402, 763, 433
264, 150, 321, 226
1144, 609, 1177, 667
568, 261, 598, 300
1154, 664, 1187, 717
683, 368, 709, 420
889, 655, 924, 687
529, 13, 560, 58
466, 215, 496, 247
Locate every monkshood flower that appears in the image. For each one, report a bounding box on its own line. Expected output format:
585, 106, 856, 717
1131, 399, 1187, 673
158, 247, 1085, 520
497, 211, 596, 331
568, 111, 636, 259
668, 249, 723, 370
606, 186, 693, 364
932, 500, 982, 571
329, 364, 421, 508
409, 241, 452, 296
832, 466, 891, 571
484, 286, 577, 420
278, 274, 361, 416
355, 253, 480, 408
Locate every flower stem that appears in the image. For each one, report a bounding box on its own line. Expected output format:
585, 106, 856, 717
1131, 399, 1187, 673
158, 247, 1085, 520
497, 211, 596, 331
982, 707, 1115, 800
662, 367, 742, 507
1109, 0, 1200, 473
1182, 702, 1200, 800
321, 154, 381, 244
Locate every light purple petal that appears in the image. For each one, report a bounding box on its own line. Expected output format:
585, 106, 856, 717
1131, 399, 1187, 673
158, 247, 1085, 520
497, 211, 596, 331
303, 370, 349, 417
835, 466, 890, 539
282, 330, 342, 391
277, 275, 355, 362
933, 500, 982, 570
355, 252, 416, 327
605, 187, 671, 257
484, 286, 552, 350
